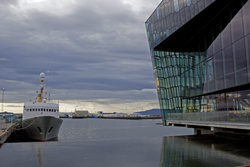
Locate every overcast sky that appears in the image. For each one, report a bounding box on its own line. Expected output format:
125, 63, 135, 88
0, 0, 161, 113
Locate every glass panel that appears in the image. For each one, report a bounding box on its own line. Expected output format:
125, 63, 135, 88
216, 77, 224, 90
238, 89, 250, 108
213, 34, 222, 54
206, 44, 213, 57
205, 0, 212, 7
206, 58, 214, 81
236, 69, 247, 85
234, 38, 246, 71
190, 4, 195, 18
246, 35, 250, 69
221, 23, 232, 49
156, 7, 159, 19
214, 51, 223, 78
231, 9, 244, 43
174, 0, 179, 12
198, 1, 205, 11
208, 80, 215, 92
174, 13, 178, 26
243, 0, 250, 35
225, 73, 235, 88
223, 46, 234, 75
181, 8, 186, 24
194, 3, 199, 15
170, 14, 174, 27
185, 7, 191, 22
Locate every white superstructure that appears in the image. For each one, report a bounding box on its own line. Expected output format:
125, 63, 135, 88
23, 102, 59, 120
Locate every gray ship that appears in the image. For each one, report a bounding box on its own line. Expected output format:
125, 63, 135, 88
22, 73, 63, 141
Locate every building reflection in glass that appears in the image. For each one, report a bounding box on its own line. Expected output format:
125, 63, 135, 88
160, 135, 250, 167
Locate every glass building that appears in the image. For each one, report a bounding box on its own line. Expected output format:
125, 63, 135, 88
146, 0, 250, 125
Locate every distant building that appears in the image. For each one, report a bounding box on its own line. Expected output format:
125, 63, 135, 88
0, 112, 16, 123
98, 112, 128, 117
75, 110, 89, 117
0, 111, 14, 117
96, 111, 103, 116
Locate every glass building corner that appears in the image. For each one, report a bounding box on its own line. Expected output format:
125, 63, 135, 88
146, 0, 250, 124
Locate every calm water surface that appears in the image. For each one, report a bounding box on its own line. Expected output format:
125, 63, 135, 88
1, 119, 250, 167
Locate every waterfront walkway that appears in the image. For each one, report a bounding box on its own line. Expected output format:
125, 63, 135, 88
0, 120, 16, 144
0, 122, 13, 136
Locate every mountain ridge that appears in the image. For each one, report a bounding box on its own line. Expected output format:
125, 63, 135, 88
133, 109, 161, 115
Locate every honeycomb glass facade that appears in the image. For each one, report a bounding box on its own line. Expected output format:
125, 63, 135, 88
146, 0, 250, 124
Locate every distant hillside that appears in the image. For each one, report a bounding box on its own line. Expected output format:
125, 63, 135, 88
134, 109, 161, 115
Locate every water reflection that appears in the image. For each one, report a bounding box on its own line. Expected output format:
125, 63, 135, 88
36, 145, 42, 167
160, 135, 250, 167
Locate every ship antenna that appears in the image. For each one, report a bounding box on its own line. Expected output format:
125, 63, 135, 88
36, 73, 45, 103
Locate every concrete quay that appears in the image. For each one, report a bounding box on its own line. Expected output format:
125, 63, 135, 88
0, 121, 17, 144
166, 120, 250, 137
70, 115, 162, 119
98, 115, 162, 119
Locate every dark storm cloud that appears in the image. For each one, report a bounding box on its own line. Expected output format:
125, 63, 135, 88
0, 0, 161, 103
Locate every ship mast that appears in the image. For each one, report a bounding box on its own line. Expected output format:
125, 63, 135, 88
36, 73, 45, 103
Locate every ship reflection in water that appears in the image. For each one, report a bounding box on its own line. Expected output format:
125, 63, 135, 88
36, 145, 42, 167
160, 135, 250, 167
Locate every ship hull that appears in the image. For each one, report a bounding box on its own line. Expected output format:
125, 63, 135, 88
22, 116, 63, 141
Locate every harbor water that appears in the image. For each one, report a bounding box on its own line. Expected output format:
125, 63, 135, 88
1, 119, 250, 167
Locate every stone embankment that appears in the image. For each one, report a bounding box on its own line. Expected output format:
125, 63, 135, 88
0, 120, 17, 144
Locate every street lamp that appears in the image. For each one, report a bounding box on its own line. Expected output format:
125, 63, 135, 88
2, 88, 7, 129
2, 88, 4, 113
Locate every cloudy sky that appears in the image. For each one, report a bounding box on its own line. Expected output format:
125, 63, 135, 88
0, 0, 161, 113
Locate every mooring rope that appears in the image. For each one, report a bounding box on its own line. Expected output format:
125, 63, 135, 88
16, 120, 36, 130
